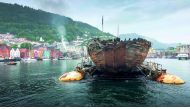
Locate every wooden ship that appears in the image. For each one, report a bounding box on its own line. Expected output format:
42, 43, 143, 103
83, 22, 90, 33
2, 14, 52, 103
86, 37, 151, 78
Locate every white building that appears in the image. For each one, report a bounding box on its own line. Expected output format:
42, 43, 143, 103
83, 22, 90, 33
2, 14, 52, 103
10, 48, 20, 59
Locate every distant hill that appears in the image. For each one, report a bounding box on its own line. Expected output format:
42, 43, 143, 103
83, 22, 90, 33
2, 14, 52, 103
119, 33, 178, 49
0, 2, 113, 43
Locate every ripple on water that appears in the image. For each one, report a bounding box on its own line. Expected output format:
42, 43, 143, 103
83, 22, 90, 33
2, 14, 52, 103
1, 59, 190, 106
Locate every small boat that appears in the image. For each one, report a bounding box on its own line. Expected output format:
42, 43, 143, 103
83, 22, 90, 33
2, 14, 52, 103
58, 57, 64, 60
7, 62, 17, 65
1, 58, 21, 62
0, 57, 4, 62
43, 58, 50, 61
23, 58, 37, 62
58, 57, 74, 60
37, 58, 43, 61
51, 58, 58, 61
176, 53, 189, 60
63, 57, 72, 60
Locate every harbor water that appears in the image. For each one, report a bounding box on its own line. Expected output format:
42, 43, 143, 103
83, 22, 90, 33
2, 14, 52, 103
0, 59, 190, 107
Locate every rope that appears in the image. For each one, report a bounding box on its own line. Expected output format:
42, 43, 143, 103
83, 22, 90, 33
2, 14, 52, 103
137, 66, 147, 77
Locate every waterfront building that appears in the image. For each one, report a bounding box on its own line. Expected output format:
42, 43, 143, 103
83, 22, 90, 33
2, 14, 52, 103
15, 48, 20, 58
39, 37, 44, 42
29, 50, 35, 59
20, 49, 29, 58
147, 48, 157, 58
177, 44, 190, 54
72, 36, 83, 46
147, 48, 165, 58
0, 44, 10, 58
0, 33, 14, 39
10, 48, 20, 59
0, 39, 3, 43
57, 50, 63, 58
38, 47, 44, 59
43, 50, 50, 59
33, 50, 39, 59
50, 49, 56, 59
175, 44, 190, 59
165, 47, 177, 58
33, 44, 46, 59
155, 49, 165, 58
10, 48, 16, 59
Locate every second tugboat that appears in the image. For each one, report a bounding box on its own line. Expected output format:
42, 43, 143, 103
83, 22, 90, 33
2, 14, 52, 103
87, 37, 151, 78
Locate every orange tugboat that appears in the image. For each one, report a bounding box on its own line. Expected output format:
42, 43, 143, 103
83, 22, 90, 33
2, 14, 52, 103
87, 37, 151, 76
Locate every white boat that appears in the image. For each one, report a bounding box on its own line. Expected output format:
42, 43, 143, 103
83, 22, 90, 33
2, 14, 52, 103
43, 58, 50, 61
58, 57, 64, 60
0, 57, 4, 62
63, 57, 72, 60
22, 58, 36, 63
50, 58, 58, 61
176, 53, 189, 60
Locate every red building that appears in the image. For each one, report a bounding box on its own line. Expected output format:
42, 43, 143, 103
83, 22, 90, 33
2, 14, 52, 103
57, 50, 63, 58
0, 44, 10, 58
50, 49, 56, 59
20, 49, 29, 58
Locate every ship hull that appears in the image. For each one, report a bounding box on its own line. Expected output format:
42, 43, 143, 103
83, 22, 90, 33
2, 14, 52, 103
87, 38, 151, 74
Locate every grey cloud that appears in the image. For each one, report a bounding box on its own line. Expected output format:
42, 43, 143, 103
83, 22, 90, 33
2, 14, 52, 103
107, 0, 190, 24
31, 0, 68, 14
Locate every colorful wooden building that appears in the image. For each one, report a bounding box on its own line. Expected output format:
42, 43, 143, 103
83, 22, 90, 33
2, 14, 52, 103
43, 50, 50, 59
20, 49, 29, 58
0, 44, 10, 58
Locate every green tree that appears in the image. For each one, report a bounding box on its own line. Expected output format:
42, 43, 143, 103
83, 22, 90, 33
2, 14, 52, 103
20, 43, 32, 49
10, 44, 18, 49
0, 2, 114, 42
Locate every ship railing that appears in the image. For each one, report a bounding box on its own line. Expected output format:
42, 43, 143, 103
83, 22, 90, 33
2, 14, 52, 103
143, 61, 164, 73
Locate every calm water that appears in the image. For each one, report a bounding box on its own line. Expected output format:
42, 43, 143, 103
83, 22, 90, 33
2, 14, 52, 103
0, 59, 190, 107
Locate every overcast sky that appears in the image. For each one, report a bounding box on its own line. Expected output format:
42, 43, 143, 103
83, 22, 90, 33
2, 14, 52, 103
0, 0, 190, 43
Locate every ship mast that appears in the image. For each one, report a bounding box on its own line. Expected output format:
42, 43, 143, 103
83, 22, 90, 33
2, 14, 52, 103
102, 16, 104, 32
117, 24, 120, 37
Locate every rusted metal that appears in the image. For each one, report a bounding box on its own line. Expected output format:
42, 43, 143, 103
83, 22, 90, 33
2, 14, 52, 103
87, 38, 151, 74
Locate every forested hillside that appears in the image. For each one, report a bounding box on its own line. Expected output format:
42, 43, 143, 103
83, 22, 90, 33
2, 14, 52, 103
0, 2, 113, 43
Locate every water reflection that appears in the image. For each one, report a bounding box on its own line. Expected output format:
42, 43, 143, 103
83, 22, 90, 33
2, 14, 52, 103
19, 62, 56, 95
0, 59, 190, 106
86, 79, 149, 106
0, 64, 11, 96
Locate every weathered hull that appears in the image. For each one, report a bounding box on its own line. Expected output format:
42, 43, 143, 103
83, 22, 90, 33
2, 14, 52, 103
87, 38, 151, 73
